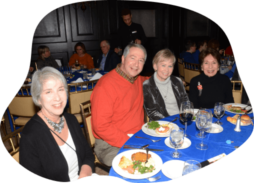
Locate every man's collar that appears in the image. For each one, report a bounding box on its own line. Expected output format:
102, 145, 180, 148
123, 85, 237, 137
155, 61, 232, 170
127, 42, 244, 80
102, 51, 109, 57
115, 64, 138, 84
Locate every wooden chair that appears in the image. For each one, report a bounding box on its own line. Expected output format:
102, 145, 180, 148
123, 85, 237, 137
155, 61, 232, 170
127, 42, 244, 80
8, 88, 39, 129
177, 58, 185, 79
231, 80, 243, 103
183, 62, 201, 91
79, 100, 111, 172
1, 115, 7, 136
2, 126, 24, 163
68, 80, 98, 124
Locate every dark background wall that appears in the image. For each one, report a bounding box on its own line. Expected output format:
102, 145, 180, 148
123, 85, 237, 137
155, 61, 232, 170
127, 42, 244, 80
31, 0, 230, 76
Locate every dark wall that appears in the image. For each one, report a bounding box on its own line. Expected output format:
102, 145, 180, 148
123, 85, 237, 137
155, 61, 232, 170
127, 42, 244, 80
31, 0, 229, 76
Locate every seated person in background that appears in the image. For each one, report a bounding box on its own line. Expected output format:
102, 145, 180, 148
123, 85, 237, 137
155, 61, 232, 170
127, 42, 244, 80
143, 49, 189, 121
37, 45, 59, 70
69, 42, 94, 69
189, 48, 234, 109
96, 40, 121, 71
180, 39, 198, 64
225, 45, 233, 56
207, 38, 224, 55
20, 67, 94, 181
193, 39, 207, 63
91, 43, 148, 166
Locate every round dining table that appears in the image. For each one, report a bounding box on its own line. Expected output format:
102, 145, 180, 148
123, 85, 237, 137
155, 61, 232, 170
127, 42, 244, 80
109, 109, 253, 182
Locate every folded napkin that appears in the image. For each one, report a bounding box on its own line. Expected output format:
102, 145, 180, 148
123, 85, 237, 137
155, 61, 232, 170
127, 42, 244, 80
90, 72, 102, 81
71, 77, 84, 83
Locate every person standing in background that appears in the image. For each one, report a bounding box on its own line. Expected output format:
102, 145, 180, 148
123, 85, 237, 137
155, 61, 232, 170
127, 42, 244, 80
193, 39, 207, 63
114, 8, 147, 55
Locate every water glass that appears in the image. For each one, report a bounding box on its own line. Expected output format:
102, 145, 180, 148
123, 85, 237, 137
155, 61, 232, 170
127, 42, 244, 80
91, 68, 96, 75
196, 109, 212, 138
182, 160, 201, 176
83, 71, 88, 80
169, 128, 184, 158
214, 102, 225, 125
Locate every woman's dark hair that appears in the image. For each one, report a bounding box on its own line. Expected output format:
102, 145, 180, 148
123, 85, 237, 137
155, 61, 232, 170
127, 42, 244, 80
38, 45, 50, 60
74, 42, 87, 54
185, 39, 196, 51
199, 48, 221, 66
207, 39, 220, 50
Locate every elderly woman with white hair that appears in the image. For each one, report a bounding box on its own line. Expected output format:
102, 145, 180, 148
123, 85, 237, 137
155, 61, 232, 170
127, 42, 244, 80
20, 67, 94, 181
143, 49, 189, 121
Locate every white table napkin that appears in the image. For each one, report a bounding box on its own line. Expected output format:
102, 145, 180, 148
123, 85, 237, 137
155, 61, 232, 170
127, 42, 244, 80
71, 77, 84, 83
90, 73, 102, 81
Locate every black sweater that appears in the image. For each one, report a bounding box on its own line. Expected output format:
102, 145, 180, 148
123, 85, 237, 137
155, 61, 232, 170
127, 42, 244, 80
189, 72, 234, 109
116, 22, 147, 49
20, 113, 95, 182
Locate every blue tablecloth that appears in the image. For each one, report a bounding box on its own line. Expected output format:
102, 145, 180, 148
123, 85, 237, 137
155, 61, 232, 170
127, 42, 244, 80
109, 110, 253, 182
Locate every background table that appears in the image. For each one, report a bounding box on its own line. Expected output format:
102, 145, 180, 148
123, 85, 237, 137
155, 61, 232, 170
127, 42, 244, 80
109, 109, 253, 182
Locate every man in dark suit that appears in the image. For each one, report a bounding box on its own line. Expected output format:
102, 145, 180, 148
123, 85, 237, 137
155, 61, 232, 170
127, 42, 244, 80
97, 40, 121, 72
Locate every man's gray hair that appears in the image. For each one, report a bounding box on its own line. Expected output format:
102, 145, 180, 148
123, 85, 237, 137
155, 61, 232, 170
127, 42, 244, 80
123, 43, 147, 61
101, 40, 110, 46
31, 66, 68, 107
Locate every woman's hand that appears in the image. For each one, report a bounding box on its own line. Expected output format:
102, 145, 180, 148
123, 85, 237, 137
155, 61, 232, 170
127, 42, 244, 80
78, 165, 92, 179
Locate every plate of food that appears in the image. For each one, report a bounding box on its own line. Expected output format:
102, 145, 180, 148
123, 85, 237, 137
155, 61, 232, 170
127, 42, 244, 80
112, 149, 162, 179
224, 103, 252, 114
227, 114, 253, 126
142, 121, 179, 137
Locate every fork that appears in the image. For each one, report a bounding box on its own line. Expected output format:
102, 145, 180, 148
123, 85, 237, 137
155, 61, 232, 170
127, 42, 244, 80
147, 175, 161, 182
135, 136, 161, 142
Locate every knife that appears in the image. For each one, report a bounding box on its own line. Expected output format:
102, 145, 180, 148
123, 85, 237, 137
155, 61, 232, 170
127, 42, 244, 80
123, 147, 164, 151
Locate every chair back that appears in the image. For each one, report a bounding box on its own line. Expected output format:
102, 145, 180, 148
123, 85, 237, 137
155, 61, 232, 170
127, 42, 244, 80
231, 80, 243, 103
184, 63, 201, 84
178, 58, 184, 78
68, 80, 98, 115
79, 100, 111, 171
8, 95, 38, 128
18, 86, 31, 96
2, 126, 24, 163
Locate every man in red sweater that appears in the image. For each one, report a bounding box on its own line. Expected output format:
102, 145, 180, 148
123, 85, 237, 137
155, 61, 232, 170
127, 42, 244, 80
90, 43, 147, 166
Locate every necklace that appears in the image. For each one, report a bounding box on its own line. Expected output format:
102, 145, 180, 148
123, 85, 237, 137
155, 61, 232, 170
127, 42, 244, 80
42, 113, 65, 133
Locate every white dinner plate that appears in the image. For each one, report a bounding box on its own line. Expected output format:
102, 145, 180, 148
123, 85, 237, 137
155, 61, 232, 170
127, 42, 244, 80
161, 160, 185, 179
142, 121, 179, 137
224, 103, 252, 114
206, 124, 223, 133
112, 149, 163, 179
164, 137, 191, 149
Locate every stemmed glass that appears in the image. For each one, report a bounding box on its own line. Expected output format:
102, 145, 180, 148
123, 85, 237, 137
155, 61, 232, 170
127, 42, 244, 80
196, 109, 213, 138
169, 128, 184, 158
196, 110, 212, 150
214, 102, 225, 125
180, 101, 194, 137
182, 160, 201, 176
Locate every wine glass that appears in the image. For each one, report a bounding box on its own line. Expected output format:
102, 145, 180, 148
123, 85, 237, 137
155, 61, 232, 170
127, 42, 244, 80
214, 102, 225, 125
196, 109, 213, 138
196, 111, 212, 150
182, 160, 201, 176
169, 128, 184, 158
180, 101, 194, 137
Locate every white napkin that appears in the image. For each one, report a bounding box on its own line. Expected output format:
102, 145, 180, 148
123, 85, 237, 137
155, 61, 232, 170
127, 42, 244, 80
71, 77, 84, 83
90, 72, 102, 81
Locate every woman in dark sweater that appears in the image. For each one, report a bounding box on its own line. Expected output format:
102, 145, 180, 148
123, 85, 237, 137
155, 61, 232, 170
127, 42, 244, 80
36, 45, 59, 70
189, 48, 234, 109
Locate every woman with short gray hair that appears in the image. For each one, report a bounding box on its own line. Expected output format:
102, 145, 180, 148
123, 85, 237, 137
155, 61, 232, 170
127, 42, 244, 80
20, 67, 94, 181
143, 49, 188, 121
